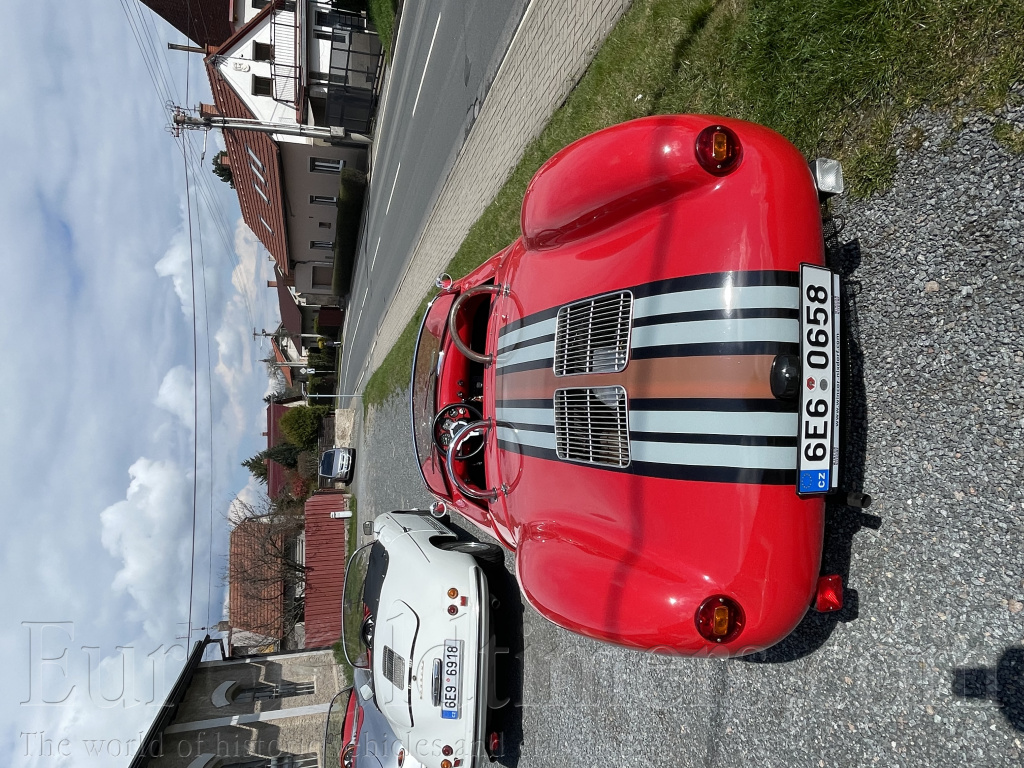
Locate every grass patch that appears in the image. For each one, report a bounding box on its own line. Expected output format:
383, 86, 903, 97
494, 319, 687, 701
332, 169, 369, 297
368, 0, 398, 62
363, 0, 1024, 407
333, 493, 360, 674
345, 493, 358, 550
994, 120, 1024, 153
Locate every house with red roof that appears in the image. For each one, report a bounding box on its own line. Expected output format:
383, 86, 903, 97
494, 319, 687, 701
200, 0, 383, 304
141, 0, 234, 48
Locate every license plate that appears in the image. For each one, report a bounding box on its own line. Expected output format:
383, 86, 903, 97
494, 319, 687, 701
440, 639, 462, 720
797, 264, 841, 494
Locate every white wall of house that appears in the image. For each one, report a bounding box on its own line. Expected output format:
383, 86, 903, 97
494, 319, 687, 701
216, 7, 300, 128
279, 141, 366, 298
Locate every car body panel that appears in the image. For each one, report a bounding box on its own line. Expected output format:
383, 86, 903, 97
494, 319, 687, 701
369, 513, 493, 767
343, 667, 426, 768
411, 115, 837, 656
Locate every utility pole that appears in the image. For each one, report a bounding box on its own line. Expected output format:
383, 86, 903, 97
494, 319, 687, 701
172, 106, 371, 146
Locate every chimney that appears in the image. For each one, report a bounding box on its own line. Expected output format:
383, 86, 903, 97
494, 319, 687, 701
267, 281, 277, 288
200, 102, 221, 119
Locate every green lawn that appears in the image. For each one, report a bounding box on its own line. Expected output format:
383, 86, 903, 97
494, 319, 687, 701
363, 0, 1024, 410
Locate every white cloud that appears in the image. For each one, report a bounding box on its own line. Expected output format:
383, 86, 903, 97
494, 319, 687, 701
99, 459, 193, 639
155, 367, 196, 429
154, 229, 195, 318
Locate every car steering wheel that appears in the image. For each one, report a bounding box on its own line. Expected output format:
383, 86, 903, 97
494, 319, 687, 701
432, 403, 485, 459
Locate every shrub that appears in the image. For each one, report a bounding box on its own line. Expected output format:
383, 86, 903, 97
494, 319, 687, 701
279, 405, 331, 449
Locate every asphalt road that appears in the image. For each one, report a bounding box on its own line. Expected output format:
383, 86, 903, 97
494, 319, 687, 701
338, 0, 529, 402
350, 99, 1024, 767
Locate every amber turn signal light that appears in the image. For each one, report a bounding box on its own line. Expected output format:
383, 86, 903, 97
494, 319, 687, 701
695, 124, 742, 176
447, 587, 459, 599
695, 595, 745, 643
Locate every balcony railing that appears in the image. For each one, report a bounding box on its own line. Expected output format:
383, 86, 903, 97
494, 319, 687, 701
269, 1, 300, 106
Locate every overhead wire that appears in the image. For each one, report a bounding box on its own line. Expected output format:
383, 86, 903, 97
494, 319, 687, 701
123, 0, 279, 644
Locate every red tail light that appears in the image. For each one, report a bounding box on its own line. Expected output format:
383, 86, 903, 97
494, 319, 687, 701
695, 125, 742, 175
815, 574, 844, 612
695, 595, 745, 643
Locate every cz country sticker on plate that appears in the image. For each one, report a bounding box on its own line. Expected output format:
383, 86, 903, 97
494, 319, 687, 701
797, 264, 841, 494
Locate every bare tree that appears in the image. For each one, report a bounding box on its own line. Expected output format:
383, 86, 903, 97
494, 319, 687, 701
226, 491, 307, 645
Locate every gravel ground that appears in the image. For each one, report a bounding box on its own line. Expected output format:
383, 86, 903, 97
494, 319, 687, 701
351, 93, 1024, 767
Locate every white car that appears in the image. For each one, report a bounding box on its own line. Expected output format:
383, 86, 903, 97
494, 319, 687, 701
320, 447, 355, 483
342, 512, 503, 768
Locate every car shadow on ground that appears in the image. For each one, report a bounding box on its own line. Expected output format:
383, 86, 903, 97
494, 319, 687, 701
446, 517, 527, 766
745, 234, 881, 664
953, 647, 1024, 732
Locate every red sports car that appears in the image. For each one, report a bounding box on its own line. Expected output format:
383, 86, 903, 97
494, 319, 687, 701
410, 115, 855, 656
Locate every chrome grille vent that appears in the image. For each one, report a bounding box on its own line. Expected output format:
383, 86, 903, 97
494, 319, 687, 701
382, 646, 406, 689
554, 386, 630, 467
554, 292, 633, 376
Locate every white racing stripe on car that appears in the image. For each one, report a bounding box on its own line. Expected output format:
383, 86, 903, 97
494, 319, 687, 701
628, 409, 797, 437
631, 317, 798, 350
496, 317, 557, 354
630, 439, 797, 470
496, 424, 556, 451
495, 339, 556, 370
633, 285, 799, 319
494, 406, 555, 428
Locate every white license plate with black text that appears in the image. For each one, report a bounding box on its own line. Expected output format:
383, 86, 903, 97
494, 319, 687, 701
798, 264, 841, 494
440, 639, 463, 719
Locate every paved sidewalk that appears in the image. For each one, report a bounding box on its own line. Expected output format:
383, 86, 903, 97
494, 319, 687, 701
362, 0, 631, 377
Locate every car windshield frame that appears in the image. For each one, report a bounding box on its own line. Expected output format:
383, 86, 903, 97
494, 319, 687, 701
410, 293, 451, 498
341, 542, 388, 669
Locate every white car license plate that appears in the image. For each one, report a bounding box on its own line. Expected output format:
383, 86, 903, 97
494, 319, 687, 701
797, 264, 841, 494
440, 639, 463, 720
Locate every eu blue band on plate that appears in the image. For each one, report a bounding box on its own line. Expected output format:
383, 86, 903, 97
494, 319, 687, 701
442, 710, 459, 720
799, 469, 831, 494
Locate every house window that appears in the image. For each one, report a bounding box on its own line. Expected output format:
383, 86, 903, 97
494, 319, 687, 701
309, 157, 344, 174
310, 195, 337, 205
253, 182, 269, 204
252, 42, 274, 61
234, 681, 315, 703
318, 222, 332, 229
252, 76, 273, 97
310, 240, 334, 250
251, 0, 270, 8
312, 266, 334, 288
246, 146, 264, 170
315, 10, 352, 27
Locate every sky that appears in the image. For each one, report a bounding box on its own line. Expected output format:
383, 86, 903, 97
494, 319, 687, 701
0, 2, 281, 765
